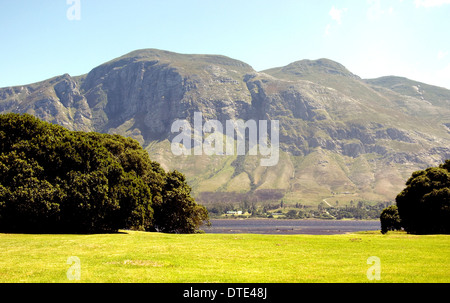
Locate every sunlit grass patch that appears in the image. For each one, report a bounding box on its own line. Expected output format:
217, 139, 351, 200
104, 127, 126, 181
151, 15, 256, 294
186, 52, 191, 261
0, 231, 448, 283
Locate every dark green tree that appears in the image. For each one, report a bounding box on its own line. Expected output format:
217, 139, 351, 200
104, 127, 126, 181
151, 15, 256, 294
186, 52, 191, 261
152, 170, 210, 233
0, 113, 209, 233
395, 160, 450, 234
286, 209, 298, 219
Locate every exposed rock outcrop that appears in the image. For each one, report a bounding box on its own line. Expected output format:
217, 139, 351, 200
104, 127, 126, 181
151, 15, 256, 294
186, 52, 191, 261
1, 49, 450, 203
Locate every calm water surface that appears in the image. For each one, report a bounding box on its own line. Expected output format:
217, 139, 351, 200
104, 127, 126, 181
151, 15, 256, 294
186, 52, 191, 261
204, 219, 381, 235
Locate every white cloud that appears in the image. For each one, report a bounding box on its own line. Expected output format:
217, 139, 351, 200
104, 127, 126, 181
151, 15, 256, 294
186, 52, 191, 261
326, 6, 347, 36
367, 0, 382, 20
324, 24, 331, 36
329, 6, 347, 24
438, 50, 449, 60
415, 0, 450, 7
367, 0, 393, 20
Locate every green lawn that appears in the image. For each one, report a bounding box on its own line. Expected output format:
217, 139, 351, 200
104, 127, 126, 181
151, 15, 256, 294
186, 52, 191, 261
0, 231, 448, 283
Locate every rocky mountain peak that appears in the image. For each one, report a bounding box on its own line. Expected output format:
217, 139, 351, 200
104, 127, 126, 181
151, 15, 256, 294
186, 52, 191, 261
262, 58, 360, 81
1, 49, 450, 205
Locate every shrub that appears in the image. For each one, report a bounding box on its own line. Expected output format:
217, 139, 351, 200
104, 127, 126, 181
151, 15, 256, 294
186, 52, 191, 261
380, 205, 402, 234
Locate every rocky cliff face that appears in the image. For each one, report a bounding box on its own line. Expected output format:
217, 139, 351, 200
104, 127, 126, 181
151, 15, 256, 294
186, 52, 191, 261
2, 49, 450, 205
0, 73, 92, 132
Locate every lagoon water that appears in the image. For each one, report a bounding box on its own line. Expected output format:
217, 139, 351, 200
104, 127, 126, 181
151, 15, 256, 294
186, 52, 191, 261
204, 219, 381, 235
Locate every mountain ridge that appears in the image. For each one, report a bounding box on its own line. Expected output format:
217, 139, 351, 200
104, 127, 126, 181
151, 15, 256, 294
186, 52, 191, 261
1, 48, 449, 207
263, 58, 361, 81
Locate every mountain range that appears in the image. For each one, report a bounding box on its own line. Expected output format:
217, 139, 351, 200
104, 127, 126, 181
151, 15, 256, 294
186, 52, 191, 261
1, 49, 450, 207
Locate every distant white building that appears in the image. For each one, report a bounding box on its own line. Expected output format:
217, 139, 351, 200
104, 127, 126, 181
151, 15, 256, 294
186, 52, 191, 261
226, 211, 243, 215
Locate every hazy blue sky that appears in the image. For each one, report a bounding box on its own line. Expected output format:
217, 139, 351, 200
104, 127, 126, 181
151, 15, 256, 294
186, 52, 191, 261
1, 0, 450, 89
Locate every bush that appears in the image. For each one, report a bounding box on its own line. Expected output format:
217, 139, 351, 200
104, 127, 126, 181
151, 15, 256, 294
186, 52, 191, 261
0, 113, 209, 233
380, 205, 402, 234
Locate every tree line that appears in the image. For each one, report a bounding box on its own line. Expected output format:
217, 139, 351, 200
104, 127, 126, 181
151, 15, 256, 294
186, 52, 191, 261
207, 199, 390, 220
0, 113, 209, 233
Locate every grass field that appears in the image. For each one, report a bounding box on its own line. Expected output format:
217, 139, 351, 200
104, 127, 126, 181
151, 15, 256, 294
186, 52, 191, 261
0, 230, 448, 283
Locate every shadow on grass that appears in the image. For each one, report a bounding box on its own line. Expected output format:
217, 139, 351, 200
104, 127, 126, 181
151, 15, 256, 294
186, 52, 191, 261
0, 229, 130, 235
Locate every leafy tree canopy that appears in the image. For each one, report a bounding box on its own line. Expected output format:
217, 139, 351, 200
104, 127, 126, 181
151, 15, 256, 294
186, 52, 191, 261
0, 113, 209, 233
392, 159, 450, 234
